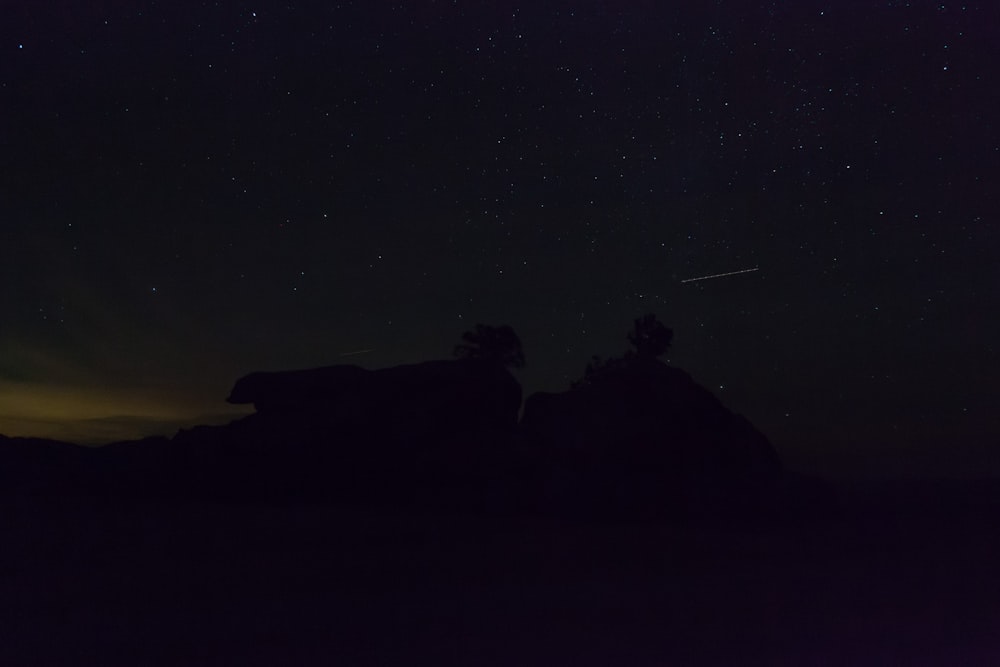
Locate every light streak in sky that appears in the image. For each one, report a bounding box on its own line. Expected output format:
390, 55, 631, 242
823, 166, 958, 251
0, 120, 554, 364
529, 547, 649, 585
680, 267, 759, 284
337, 348, 375, 357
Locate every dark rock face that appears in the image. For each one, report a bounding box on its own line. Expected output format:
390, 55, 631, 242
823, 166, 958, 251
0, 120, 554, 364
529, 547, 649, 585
3, 357, 783, 520
227, 364, 372, 413
227, 359, 522, 437
216, 359, 524, 504
520, 358, 781, 517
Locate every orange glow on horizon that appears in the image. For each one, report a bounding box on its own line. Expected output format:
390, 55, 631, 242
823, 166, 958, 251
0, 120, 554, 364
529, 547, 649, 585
0, 381, 251, 444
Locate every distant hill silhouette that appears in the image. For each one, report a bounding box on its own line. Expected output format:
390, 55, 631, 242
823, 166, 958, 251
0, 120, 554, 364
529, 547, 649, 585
0, 434, 101, 497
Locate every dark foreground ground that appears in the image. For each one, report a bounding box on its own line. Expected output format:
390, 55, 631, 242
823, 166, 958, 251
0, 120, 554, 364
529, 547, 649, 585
4, 480, 1000, 666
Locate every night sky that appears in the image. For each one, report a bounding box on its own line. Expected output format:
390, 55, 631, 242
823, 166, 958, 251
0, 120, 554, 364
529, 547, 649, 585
2, 2, 997, 476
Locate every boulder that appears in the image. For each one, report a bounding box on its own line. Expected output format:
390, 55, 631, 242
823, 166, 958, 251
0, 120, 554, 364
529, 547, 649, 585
227, 364, 372, 413
220, 358, 523, 504
228, 359, 521, 434
520, 358, 781, 517
373, 359, 522, 437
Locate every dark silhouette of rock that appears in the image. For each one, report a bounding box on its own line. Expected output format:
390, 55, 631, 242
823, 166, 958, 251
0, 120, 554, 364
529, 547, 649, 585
227, 364, 372, 413
2, 330, 787, 520
227, 358, 521, 437
521, 357, 781, 518
218, 358, 524, 505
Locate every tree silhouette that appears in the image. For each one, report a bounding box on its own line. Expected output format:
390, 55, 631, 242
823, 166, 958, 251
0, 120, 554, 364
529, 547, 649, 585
453, 324, 526, 369
573, 314, 674, 388
626, 313, 673, 359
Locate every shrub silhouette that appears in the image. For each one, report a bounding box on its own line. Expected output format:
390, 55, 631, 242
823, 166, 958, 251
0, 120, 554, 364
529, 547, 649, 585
573, 313, 674, 388
626, 313, 673, 360
453, 323, 526, 369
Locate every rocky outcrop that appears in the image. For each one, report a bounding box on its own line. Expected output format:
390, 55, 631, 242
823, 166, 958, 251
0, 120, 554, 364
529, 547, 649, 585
3, 356, 784, 519
215, 359, 525, 503
520, 358, 781, 517
227, 358, 522, 438
227, 364, 372, 413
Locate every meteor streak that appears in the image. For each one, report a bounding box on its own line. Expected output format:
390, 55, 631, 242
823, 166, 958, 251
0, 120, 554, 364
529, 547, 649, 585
680, 267, 759, 283
337, 348, 375, 357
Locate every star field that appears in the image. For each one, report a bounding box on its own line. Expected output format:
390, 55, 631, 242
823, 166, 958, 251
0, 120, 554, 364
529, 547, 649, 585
1, 1, 997, 475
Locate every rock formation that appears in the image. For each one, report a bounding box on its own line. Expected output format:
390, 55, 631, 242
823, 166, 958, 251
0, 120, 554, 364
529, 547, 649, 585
217, 358, 524, 504
227, 358, 522, 439
3, 354, 784, 519
520, 357, 781, 517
